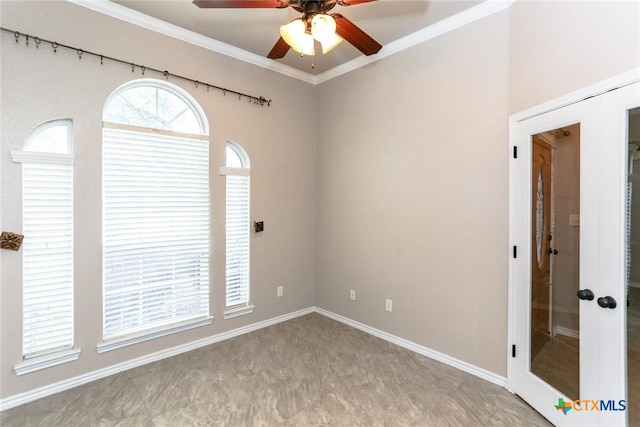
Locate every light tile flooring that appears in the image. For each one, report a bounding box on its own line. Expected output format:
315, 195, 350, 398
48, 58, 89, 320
1, 314, 551, 426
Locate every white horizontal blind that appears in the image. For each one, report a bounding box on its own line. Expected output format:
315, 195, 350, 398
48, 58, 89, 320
226, 172, 250, 307
22, 162, 74, 358
103, 127, 210, 340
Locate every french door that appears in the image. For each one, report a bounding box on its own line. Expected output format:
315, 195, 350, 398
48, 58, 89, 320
510, 81, 639, 426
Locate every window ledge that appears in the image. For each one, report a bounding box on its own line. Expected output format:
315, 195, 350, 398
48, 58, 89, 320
224, 305, 255, 320
97, 316, 213, 354
15, 348, 81, 376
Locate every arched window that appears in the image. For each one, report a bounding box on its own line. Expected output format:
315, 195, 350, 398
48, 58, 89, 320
11, 120, 77, 371
222, 141, 252, 317
101, 80, 211, 347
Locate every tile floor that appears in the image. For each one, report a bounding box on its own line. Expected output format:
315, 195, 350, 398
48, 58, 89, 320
1, 314, 551, 426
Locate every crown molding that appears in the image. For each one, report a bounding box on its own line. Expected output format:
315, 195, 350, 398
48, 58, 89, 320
68, 0, 516, 86
312, 0, 516, 84
67, 0, 317, 84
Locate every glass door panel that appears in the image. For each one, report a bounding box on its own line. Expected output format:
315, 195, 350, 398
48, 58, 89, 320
529, 126, 581, 402
627, 107, 640, 426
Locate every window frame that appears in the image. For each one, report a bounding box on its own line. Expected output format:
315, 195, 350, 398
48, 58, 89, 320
99, 79, 212, 352
11, 119, 80, 375
221, 140, 253, 319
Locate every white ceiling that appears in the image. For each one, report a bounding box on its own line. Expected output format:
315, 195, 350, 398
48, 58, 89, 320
105, 0, 484, 77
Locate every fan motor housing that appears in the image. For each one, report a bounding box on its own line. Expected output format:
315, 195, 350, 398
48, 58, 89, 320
291, 0, 338, 15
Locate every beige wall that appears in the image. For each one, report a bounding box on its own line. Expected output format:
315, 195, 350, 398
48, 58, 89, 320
508, 1, 640, 114
315, 0, 639, 377
0, 1, 317, 399
1, 0, 639, 403
316, 11, 511, 376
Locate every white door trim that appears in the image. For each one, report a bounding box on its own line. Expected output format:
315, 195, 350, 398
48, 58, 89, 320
507, 67, 640, 394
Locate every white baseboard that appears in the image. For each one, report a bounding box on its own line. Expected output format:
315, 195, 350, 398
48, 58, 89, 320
314, 307, 507, 388
1, 305, 507, 412
0, 307, 314, 412
553, 326, 579, 339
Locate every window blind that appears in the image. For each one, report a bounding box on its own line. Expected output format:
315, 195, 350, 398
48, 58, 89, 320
102, 127, 210, 340
22, 162, 74, 358
226, 173, 250, 308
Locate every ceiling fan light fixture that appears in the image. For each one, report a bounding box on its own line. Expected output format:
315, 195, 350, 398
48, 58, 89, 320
311, 14, 335, 41
295, 32, 316, 56
280, 19, 305, 46
311, 13, 342, 54
320, 32, 343, 54
280, 19, 315, 56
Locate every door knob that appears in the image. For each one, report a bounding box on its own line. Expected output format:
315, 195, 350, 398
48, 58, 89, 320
577, 289, 594, 301
597, 296, 617, 309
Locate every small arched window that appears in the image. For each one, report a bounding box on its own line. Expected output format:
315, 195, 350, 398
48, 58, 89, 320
101, 79, 211, 345
23, 120, 72, 153
11, 119, 77, 369
222, 141, 252, 317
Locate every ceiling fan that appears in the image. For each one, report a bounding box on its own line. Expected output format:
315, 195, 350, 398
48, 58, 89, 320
192, 0, 382, 59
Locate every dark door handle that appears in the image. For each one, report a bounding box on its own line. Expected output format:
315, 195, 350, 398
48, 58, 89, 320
577, 289, 594, 301
597, 296, 617, 309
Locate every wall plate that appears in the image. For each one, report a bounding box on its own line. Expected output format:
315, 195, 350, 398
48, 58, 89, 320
0, 231, 24, 251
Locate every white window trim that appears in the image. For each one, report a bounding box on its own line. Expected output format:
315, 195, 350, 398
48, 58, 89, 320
97, 316, 213, 354
224, 305, 255, 320
14, 348, 81, 376
11, 151, 75, 165
219, 166, 251, 176
103, 121, 209, 141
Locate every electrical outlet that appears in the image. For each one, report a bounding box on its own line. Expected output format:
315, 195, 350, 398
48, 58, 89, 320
385, 299, 393, 312
277, 286, 283, 297
350, 289, 356, 301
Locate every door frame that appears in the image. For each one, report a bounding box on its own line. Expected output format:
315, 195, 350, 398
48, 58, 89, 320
507, 68, 640, 392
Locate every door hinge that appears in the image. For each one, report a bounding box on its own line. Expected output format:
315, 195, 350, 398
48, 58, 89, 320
513, 246, 517, 258
513, 146, 518, 159
512, 344, 516, 358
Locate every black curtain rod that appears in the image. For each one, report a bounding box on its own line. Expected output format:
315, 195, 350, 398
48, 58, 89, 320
2, 27, 272, 107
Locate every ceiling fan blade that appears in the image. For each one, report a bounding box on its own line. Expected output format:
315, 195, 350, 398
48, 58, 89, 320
337, 0, 376, 5
333, 13, 381, 56
193, 0, 289, 8
267, 37, 291, 59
